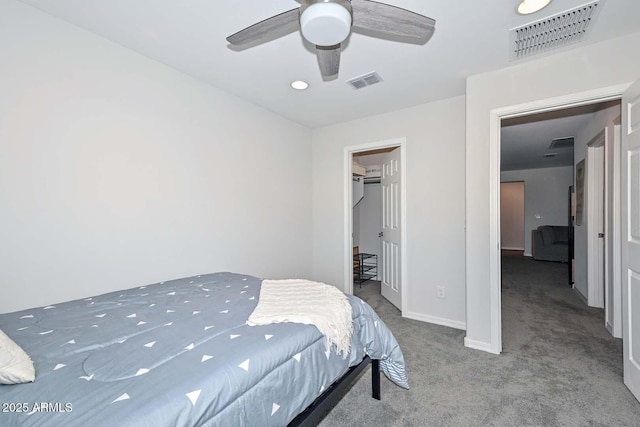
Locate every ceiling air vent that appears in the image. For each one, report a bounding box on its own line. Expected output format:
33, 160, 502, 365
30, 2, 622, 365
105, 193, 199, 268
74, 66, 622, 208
549, 137, 575, 149
509, 0, 602, 61
346, 71, 383, 90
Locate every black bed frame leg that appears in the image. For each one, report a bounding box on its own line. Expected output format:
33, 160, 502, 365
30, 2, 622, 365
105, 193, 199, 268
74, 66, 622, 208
288, 356, 379, 427
371, 359, 381, 400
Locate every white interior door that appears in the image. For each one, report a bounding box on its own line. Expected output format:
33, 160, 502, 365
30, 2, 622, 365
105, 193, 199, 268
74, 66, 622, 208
622, 78, 640, 403
381, 148, 401, 309
587, 144, 606, 308
610, 124, 623, 338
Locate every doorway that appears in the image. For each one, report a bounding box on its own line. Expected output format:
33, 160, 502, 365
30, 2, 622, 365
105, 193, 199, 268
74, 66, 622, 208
491, 93, 624, 354
344, 138, 406, 313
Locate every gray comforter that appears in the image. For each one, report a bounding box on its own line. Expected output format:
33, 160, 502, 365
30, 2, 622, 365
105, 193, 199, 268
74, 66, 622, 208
0, 272, 407, 426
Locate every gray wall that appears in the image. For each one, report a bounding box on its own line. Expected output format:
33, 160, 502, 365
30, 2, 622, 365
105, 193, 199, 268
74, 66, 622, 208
312, 96, 467, 329
0, 1, 312, 313
501, 167, 574, 256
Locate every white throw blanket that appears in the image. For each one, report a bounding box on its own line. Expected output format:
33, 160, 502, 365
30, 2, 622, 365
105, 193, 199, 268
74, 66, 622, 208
247, 279, 353, 358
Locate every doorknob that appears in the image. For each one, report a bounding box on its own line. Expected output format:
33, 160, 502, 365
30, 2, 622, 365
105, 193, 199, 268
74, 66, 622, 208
378, 232, 384, 238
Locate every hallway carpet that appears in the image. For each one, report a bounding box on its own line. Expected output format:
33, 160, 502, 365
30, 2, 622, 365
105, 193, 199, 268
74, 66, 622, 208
318, 256, 640, 426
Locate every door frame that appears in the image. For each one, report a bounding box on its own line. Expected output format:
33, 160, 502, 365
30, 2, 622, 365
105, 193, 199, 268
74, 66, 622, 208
586, 131, 606, 308
487, 83, 629, 354
343, 138, 407, 312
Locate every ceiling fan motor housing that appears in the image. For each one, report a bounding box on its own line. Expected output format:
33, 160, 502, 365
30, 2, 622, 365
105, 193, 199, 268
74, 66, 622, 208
300, 0, 353, 46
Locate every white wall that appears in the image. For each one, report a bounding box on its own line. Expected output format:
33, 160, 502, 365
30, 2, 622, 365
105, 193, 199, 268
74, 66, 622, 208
312, 96, 467, 329
573, 104, 621, 301
0, 0, 312, 313
501, 167, 573, 256
466, 32, 640, 351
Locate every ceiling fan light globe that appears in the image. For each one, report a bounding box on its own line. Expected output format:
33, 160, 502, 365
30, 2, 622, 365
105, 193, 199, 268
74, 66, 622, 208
300, 2, 352, 47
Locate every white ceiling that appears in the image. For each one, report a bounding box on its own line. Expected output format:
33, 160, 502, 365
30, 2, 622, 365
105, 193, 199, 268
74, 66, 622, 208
16, 0, 640, 128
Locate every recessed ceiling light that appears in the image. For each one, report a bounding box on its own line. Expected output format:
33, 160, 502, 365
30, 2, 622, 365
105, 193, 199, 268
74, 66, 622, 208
517, 0, 551, 15
291, 80, 309, 90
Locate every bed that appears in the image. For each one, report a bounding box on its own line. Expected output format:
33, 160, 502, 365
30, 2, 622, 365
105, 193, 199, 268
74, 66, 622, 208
0, 272, 408, 426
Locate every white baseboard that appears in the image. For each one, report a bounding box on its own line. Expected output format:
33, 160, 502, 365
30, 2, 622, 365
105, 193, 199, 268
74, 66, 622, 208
574, 287, 588, 305
610, 323, 623, 339
403, 311, 466, 331
501, 246, 524, 251
606, 321, 614, 336
464, 337, 500, 354
523, 252, 532, 257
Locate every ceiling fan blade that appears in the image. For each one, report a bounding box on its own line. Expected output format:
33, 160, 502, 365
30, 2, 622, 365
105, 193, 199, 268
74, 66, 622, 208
316, 44, 341, 78
226, 9, 300, 46
351, 0, 435, 40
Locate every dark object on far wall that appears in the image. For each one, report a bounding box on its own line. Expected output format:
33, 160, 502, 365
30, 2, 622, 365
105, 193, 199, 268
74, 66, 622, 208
575, 159, 585, 226
532, 225, 570, 262
568, 185, 575, 285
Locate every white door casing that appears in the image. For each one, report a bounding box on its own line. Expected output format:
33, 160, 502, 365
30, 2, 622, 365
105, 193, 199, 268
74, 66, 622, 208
481, 84, 628, 356
381, 148, 402, 309
622, 79, 640, 403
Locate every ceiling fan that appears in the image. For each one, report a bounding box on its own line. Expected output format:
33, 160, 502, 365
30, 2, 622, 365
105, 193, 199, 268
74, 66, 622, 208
226, 0, 435, 79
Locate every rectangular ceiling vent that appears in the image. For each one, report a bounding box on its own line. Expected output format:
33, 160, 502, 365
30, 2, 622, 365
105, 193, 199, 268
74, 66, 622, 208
346, 71, 383, 90
549, 137, 575, 149
509, 0, 602, 61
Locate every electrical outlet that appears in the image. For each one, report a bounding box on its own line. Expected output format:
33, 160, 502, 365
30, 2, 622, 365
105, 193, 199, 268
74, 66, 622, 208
437, 286, 445, 299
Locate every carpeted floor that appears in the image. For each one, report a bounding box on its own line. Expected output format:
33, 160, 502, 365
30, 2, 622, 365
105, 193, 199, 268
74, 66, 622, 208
318, 254, 640, 426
